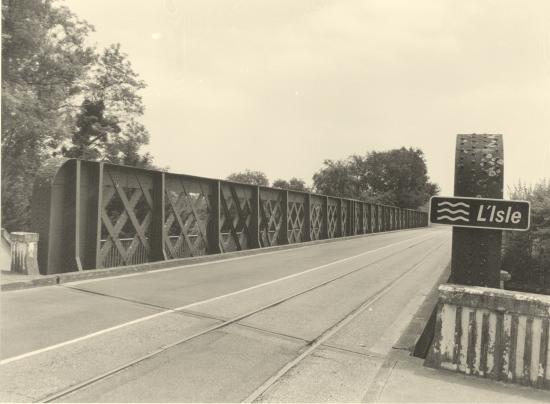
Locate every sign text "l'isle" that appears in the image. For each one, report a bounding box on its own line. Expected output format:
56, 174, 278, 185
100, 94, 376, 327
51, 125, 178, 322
429, 196, 530, 231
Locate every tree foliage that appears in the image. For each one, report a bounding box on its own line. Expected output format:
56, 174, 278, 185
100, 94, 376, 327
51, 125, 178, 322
503, 180, 550, 294
226, 170, 269, 187
313, 148, 439, 208
364, 148, 439, 208
2, 0, 95, 230
312, 159, 359, 199
62, 44, 153, 167
63, 99, 120, 160
272, 177, 310, 192
1, 0, 154, 231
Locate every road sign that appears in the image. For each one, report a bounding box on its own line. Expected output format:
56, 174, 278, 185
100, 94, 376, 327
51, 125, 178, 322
429, 196, 530, 231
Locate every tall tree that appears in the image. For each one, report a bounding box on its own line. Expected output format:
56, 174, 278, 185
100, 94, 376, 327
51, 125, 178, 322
1, 0, 95, 230
64, 99, 120, 160
226, 170, 269, 186
62, 43, 152, 167
312, 159, 362, 199
364, 148, 439, 208
2, 1, 156, 231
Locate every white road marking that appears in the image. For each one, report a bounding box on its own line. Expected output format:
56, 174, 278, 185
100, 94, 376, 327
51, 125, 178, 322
0, 231, 441, 366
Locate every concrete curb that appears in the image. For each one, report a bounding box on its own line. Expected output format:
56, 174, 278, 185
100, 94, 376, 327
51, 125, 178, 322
1, 227, 428, 292
394, 261, 451, 354
362, 260, 451, 403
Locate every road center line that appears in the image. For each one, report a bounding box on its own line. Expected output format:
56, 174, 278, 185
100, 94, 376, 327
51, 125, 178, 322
0, 231, 441, 366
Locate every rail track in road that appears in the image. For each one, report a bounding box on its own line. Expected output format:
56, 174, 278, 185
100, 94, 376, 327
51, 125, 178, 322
1, 229, 432, 367
35, 231, 449, 403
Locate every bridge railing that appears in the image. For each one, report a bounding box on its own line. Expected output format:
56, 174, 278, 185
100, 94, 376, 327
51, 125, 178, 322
31, 158, 428, 274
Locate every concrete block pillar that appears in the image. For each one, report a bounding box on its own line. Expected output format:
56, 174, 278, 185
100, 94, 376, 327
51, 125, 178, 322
10, 232, 40, 275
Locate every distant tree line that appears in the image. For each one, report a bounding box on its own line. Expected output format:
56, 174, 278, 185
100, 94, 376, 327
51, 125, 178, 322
226, 171, 311, 192
273, 178, 309, 192
2, 0, 154, 231
227, 147, 440, 210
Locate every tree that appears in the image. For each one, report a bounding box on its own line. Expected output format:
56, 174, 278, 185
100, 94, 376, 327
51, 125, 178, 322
1, 0, 95, 230
312, 148, 439, 208
227, 170, 269, 186
62, 43, 153, 168
272, 177, 310, 192
2, 1, 156, 231
104, 119, 155, 168
312, 159, 359, 198
364, 148, 439, 208
272, 179, 289, 189
503, 180, 550, 294
63, 99, 120, 160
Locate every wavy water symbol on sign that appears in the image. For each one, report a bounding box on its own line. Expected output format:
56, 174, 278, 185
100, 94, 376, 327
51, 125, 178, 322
436, 201, 470, 222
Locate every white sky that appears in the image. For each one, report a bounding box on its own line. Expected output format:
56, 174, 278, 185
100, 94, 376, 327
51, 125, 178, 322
64, 0, 550, 196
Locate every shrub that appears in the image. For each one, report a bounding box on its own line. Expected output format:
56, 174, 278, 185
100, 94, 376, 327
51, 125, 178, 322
503, 180, 550, 294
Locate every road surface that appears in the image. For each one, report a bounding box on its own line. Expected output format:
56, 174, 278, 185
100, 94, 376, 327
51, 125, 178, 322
1, 227, 451, 402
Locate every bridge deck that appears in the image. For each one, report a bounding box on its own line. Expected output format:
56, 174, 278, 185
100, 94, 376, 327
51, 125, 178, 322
1, 227, 451, 402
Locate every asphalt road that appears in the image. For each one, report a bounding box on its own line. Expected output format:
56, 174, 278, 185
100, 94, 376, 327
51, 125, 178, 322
0, 227, 451, 402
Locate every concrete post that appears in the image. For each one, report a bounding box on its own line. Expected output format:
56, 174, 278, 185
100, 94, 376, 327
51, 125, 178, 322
10, 232, 40, 275
500, 270, 511, 289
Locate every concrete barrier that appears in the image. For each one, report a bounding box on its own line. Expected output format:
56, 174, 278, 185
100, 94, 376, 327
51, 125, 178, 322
425, 283, 550, 390
1, 228, 11, 271
10, 232, 39, 275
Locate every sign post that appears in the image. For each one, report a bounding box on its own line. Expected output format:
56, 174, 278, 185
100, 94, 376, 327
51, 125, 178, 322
450, 134, 504, 288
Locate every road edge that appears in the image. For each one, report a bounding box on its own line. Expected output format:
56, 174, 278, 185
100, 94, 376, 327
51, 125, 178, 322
1, 227, 430, 292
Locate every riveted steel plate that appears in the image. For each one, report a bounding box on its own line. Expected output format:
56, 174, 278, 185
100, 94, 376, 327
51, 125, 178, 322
451, 134, 504, 288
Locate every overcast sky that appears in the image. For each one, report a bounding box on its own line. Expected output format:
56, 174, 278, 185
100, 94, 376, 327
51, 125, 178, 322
64, 0, 550, 196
